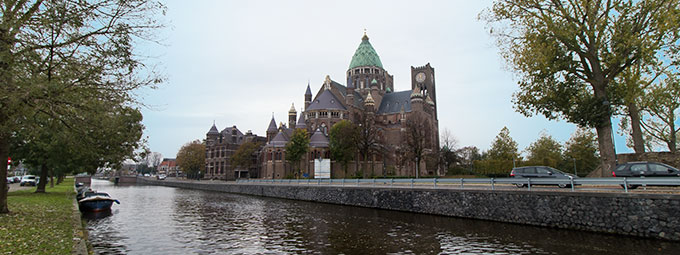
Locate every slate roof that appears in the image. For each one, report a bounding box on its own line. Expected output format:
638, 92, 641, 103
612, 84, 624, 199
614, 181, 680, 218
330, 81, 364, 109
267, 117, 277, 132
349, 34, 383, 69
207, 124, 219, 135
377, 90, 413, 114
269, 130, 289, 148
305, 84, 312, 95
296, 113, 306, 129
306, 88, 347, 111
220, 127, 244, 137
309, 129, 329, 148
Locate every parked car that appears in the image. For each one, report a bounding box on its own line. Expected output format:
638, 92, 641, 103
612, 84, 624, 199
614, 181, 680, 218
6, 177, 10, 184
12, 176, 20, 183
20, 175, 37, 186
511, 166, 578, 188
157, 174, 166, 180
611, 161, 680, 189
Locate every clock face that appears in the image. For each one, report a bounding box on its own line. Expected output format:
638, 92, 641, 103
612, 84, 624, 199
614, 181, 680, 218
415, 72, 426, 83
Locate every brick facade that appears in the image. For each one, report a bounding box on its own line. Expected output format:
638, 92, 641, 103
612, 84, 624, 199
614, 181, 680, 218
259, 34, 440, 179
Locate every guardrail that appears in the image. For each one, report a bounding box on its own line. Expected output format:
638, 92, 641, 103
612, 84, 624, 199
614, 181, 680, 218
235, 177, 680, 193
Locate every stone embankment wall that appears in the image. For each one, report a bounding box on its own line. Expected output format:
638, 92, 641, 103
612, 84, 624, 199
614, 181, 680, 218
138, 178, 680, 241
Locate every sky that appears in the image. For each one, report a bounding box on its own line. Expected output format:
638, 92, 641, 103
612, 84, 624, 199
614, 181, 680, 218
137, 0, 634, 159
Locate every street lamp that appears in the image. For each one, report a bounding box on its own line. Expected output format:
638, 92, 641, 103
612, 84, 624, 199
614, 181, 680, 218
415, 156, 419, 179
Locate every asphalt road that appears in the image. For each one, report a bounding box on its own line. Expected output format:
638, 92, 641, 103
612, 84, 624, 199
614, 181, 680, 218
6, 182, 35, 192
147, 177, 680, 194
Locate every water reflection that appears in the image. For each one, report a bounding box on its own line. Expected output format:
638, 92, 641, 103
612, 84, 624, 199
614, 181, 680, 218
81, 210, 113, 220
85, 179, 680, 254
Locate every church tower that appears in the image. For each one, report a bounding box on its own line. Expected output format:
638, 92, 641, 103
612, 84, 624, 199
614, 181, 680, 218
411, 63, 437, 120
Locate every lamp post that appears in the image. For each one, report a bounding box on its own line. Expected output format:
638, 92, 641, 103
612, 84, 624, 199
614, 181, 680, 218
415, 156, 419, 179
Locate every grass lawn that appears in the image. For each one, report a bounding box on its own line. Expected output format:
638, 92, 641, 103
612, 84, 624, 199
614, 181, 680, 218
0, 178, 77, 254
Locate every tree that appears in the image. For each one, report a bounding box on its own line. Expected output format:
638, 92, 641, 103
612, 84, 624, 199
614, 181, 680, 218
148, 152, 163, 173
525, 133, 563, 168
285, 129, 310, 178
439, 128, 460, 174
404, 114, 433, 178
11, 103, 145, 193
640, 77, 680, 152
483, 0, 680, 176
355, 111, 381, 176
476, 127, 520, 176
231, 141, 263, 175
562, 129, 600, 176
615, 64, 657, 153
176, 140, 206, 178
453, 146, 482, 175
329, 120, 358, 175
0, 0, 165, 213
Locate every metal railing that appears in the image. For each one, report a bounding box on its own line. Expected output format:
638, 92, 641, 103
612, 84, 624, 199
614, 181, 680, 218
235, 177, 680, 193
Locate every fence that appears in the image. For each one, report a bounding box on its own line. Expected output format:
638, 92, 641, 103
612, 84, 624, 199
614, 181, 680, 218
236, 177, 680, 193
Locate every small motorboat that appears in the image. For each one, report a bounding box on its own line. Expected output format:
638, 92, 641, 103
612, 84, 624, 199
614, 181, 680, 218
78, 192, 120, 212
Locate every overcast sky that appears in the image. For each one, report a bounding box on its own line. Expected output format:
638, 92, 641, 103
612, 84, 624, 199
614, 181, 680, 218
138, 0, 633, 159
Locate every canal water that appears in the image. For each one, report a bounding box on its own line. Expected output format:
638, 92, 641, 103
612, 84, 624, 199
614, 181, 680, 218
85, 179, 680, 254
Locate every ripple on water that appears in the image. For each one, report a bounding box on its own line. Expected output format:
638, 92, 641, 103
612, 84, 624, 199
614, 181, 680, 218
85, 179, 680, 254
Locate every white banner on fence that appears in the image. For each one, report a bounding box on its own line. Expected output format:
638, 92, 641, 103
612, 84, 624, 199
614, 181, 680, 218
314, 159, 331, 179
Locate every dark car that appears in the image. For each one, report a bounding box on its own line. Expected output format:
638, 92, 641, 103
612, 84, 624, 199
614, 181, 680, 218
511, 166, 578, 188
612, 161, 680, 189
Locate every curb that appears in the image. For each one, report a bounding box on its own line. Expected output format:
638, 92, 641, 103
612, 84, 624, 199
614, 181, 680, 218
71, 189, 90, 255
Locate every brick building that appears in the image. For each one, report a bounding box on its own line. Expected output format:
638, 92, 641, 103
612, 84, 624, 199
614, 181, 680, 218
205, 125, 266, 180
260, 33, 440, 179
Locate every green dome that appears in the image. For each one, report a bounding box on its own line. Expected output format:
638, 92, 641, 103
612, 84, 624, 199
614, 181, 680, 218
348, 34, 383, 69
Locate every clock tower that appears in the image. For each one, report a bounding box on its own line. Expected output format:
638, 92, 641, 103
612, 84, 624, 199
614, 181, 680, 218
411, 63, 437, 120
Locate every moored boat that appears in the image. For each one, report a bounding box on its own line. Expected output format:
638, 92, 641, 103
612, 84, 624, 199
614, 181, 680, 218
78, 192, 120, 212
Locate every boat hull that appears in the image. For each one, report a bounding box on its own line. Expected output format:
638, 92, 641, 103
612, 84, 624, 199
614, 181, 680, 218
79, 199, 115, 212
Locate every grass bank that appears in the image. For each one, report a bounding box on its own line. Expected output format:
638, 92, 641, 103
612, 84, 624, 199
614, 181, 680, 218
0, 178, 78, 254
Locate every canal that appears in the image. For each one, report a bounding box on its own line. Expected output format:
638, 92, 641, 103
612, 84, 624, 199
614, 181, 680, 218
85, 179, 680, 254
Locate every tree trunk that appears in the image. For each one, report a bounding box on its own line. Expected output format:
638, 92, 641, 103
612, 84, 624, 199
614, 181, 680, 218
36, 164, 49, 193
627, 103, 646, 153
669, 120, 677, 153
595, 120, 617, 177
0, 135, 9, 213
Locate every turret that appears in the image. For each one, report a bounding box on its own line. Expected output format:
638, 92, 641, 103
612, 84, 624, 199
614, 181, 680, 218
304, 83, 312, 110
410, 86, 424, 112
266, 115, 277, 142
206, 123, 219, 146
425, 94, 435, 109
346, 76, 355, 107
370, 78, 382, 107
296, 109, 307, 130
288, 103, 297, 128
364, 91, 375, 112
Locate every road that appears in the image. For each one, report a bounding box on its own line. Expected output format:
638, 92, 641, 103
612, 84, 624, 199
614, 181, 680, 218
7, 182, 36, 192
229, 178, 680, 194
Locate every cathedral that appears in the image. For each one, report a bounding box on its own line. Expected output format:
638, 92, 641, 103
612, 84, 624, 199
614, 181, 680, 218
259, 32, 440, 179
